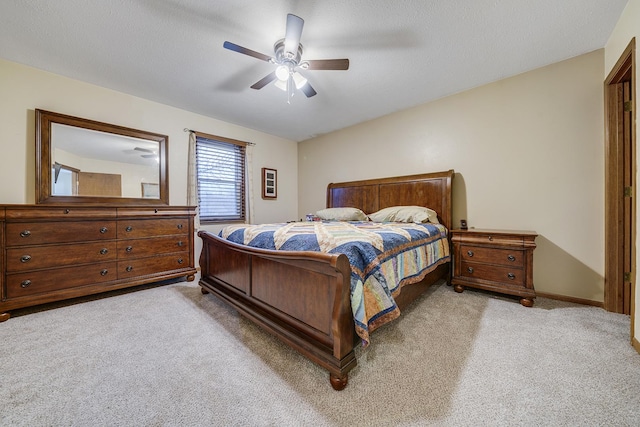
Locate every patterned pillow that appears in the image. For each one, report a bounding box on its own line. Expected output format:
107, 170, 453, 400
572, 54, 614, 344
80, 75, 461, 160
368, 206, 439, 224
315, 207, 369, 221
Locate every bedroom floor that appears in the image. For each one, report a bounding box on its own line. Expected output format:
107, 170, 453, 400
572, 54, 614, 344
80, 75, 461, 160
1, 278, 638, 426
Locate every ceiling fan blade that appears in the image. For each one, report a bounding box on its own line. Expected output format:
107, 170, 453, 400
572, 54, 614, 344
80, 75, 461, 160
300, 82, 317, 98
304, 59, 350, 70
250, 71, 277, 90
284, 14, 304, 56
223, 41, 273, 62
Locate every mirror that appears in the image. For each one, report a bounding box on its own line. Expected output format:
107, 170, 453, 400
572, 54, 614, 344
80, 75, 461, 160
36, 109, 168, 205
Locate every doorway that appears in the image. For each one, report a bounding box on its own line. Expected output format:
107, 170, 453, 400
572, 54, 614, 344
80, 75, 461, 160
605, 38, 636, 323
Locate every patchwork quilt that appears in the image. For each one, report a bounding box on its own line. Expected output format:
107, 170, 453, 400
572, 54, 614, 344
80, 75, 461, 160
220, 221, 450, 345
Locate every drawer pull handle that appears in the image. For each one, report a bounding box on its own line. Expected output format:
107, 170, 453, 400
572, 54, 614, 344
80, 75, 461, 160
154, 209, 158, 213
467, 267, 474, 274
488, 236, 493, 241
507, 273, 515, 280
64, 209, 70, 214
100, 269, 109, 276
125, 226, 133, 232
467, 250, 474, 257
20, 255, 32, 263
100, 227, 108, 234
20, 280, 31, 288
507, 255, 516, 262
177, 258, 184, 264
100, 248, 108, 255
126, 246, 133, 253
177, 224, 183, 230
126, 266, 133, 272
177, 241, 184, 247
20, 230, 31, 238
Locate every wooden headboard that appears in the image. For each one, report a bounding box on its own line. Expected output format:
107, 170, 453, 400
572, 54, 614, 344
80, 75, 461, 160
326, 170, 454, 230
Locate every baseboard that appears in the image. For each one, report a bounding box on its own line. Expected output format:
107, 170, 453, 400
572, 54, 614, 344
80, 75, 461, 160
535, 291, 603, 308
633, 336, 640, 355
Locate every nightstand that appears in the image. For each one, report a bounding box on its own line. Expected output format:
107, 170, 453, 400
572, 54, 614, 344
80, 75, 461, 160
450, 229, 537, 307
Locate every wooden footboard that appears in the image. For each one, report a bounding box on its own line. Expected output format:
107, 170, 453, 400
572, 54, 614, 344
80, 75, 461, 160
198, 230, 357, 390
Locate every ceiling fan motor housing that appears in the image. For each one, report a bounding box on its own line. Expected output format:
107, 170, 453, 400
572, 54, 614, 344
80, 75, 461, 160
274, 38, 303, 65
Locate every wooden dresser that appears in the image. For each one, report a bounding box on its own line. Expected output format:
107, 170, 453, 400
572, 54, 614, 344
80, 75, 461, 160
0, 205, 197, 321
450, 228, 537, 307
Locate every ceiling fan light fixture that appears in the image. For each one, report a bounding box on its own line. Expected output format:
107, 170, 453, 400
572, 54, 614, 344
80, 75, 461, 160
275, 65, 290, 81
274, 79, 287, 91
292, 72, 307, 89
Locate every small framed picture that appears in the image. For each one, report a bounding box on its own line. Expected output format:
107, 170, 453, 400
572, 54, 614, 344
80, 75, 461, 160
262, 168, 277, 199
141, 182, 159, 199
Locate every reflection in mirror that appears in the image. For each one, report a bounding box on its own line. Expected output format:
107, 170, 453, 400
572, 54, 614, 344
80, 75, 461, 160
51, 124, 159, 198
36, 109, 169, 205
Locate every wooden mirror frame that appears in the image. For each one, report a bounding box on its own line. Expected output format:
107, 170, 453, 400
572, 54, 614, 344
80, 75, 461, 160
35, 109, 169, 205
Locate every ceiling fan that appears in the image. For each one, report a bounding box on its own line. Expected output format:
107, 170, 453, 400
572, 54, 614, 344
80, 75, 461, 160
133, 147, 157, 159
223, 14, 349, 101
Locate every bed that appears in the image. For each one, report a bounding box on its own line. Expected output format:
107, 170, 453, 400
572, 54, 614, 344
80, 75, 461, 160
197, 170, 453, 390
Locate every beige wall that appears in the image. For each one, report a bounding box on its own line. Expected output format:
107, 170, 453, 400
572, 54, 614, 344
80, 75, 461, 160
0, 59, 299, 268
299, 50, 605, 302
0, 59, 298, 230
605, 0, 640, 348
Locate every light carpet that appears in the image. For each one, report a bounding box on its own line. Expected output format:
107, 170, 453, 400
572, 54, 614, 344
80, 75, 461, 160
1, 279, 638, 426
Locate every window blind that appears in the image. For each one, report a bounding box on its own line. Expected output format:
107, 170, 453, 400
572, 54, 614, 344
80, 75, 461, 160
195, 135, 246, 222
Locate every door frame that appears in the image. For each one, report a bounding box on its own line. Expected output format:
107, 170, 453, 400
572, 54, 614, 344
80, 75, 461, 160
604, 38, 636, 329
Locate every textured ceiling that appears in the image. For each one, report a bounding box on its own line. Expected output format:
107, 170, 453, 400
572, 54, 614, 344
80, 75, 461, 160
0, 0, 628, 142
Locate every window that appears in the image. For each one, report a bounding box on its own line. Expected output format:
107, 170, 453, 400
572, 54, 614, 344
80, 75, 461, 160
195, 134, 247, 223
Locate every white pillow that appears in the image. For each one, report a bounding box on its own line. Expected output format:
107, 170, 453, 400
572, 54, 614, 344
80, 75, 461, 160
315, 207, 369, 221
368, 206, 439, 224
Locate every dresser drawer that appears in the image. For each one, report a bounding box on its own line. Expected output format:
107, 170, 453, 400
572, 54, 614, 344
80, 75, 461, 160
117, 218, 189, 238
117, 236, 190, 258
5, 221, 117, 246
6, 262, 117, 298
459, 261, 525, 286
460, 245, 524, 267
5, 207, 116, 220
6, 242, 117, 272
117, 207, 196, 218
117, 253, 190, 279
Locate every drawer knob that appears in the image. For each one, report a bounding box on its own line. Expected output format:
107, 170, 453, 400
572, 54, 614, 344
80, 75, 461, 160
20, 255, 32, 263
126, 266, 133, 272
20, 230, 31, 238
177, 258, 184, 264
64, 209, 70, 214
177, 241, 184, 247
467, 250, 474, 257
507, 255, 516, 262
467, 267, 474, 274
100, 227, 108, 234
177, 224, 183, 230
100, 248, 109, 255
507, 273, 515, 280
100, 269, 109, 276
125, 226, 133, 232
488, 236, 493, 241
125, 246, 133, 253
20, 280, 32, 288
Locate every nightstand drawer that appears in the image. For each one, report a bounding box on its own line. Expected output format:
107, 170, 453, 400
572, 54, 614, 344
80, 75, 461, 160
459, 261, 525, 286
460, 245, 524, 267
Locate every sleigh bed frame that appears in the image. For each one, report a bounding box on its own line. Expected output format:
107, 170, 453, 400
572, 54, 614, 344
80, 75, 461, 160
198, 170, 453, 390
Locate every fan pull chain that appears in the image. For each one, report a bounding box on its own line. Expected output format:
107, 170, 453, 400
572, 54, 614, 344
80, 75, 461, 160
287, 73, 295, 104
